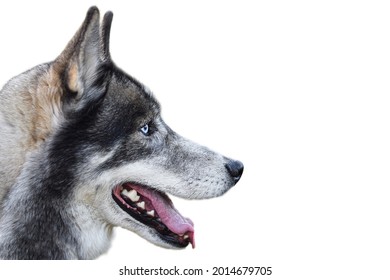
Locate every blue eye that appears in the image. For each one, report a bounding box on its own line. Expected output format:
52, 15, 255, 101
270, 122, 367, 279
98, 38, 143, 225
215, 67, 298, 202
140, 124, 149, 135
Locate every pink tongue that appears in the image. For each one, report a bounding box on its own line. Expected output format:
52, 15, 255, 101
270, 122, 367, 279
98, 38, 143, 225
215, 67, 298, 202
129, 185, 195, 248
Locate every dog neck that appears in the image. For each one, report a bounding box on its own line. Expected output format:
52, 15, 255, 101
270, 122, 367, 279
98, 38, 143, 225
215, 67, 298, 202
0, 191, 113, 259
67, 202, 114, 259
0, 153, 113, 260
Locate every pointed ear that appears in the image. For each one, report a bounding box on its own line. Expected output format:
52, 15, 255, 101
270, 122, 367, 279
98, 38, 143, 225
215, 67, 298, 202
100, 11, 113, 62
54, 7, 114, 114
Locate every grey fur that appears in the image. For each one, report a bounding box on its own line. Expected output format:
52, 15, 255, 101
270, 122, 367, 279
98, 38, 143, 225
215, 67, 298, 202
0, 7, 243, 259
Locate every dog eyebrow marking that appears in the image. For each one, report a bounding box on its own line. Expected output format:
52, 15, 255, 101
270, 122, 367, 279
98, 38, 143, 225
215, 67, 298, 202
88, 147, 118, 167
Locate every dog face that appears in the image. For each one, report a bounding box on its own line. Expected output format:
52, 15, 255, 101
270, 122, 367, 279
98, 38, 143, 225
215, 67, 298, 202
75, 75, 242, 249
34, 7, 244, 250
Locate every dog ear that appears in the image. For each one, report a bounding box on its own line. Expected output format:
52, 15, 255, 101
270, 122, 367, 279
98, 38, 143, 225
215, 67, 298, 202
100, 11, 113, 63
54, 7, 114, 115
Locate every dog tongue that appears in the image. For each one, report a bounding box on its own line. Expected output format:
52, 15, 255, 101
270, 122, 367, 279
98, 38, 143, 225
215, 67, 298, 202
129, 184, 195, 248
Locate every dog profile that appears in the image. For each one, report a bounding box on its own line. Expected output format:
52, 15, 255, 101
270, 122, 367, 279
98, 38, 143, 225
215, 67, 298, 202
0, 7, 243, 259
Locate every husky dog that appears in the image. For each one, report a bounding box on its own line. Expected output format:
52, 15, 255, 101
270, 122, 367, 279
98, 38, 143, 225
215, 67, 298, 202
0, 7, 243, 259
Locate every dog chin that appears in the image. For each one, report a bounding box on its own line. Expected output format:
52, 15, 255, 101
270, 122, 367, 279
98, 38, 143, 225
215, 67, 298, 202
137, 227, 186, 250
116, 216, 191, 250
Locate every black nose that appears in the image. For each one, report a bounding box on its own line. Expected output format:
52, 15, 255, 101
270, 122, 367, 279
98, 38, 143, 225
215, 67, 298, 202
225, 160, 244, 184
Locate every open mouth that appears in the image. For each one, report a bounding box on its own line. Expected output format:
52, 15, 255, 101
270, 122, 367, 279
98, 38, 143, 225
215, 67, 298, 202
112, 183, 195, 248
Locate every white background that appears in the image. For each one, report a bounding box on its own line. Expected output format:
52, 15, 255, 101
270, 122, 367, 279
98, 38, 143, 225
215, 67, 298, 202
0, 1, 389, 279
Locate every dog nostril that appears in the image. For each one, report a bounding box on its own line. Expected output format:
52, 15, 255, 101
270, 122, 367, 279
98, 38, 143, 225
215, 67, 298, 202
225, 160, 244, 184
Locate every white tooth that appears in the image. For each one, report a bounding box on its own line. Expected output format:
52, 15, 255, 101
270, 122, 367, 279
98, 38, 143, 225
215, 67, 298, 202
146, 210, 155, 217
122, 189, 140, 202
136, 201, 145, 209
128, 190, 140, 202
121, 189, 129, 196
183, 235, 189, 239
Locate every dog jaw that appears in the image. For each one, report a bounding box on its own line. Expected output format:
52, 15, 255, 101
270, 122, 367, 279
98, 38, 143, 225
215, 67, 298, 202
78, 134, 237, 250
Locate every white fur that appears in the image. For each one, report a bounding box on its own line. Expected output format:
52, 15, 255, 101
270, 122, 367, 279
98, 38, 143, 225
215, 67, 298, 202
69, 203, 113, 259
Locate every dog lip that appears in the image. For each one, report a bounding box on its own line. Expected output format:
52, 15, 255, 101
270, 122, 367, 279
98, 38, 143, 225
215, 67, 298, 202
112, 183, 195, 248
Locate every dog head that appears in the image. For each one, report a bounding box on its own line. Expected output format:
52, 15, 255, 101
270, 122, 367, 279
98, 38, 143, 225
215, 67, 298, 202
48, 7, 243, 250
